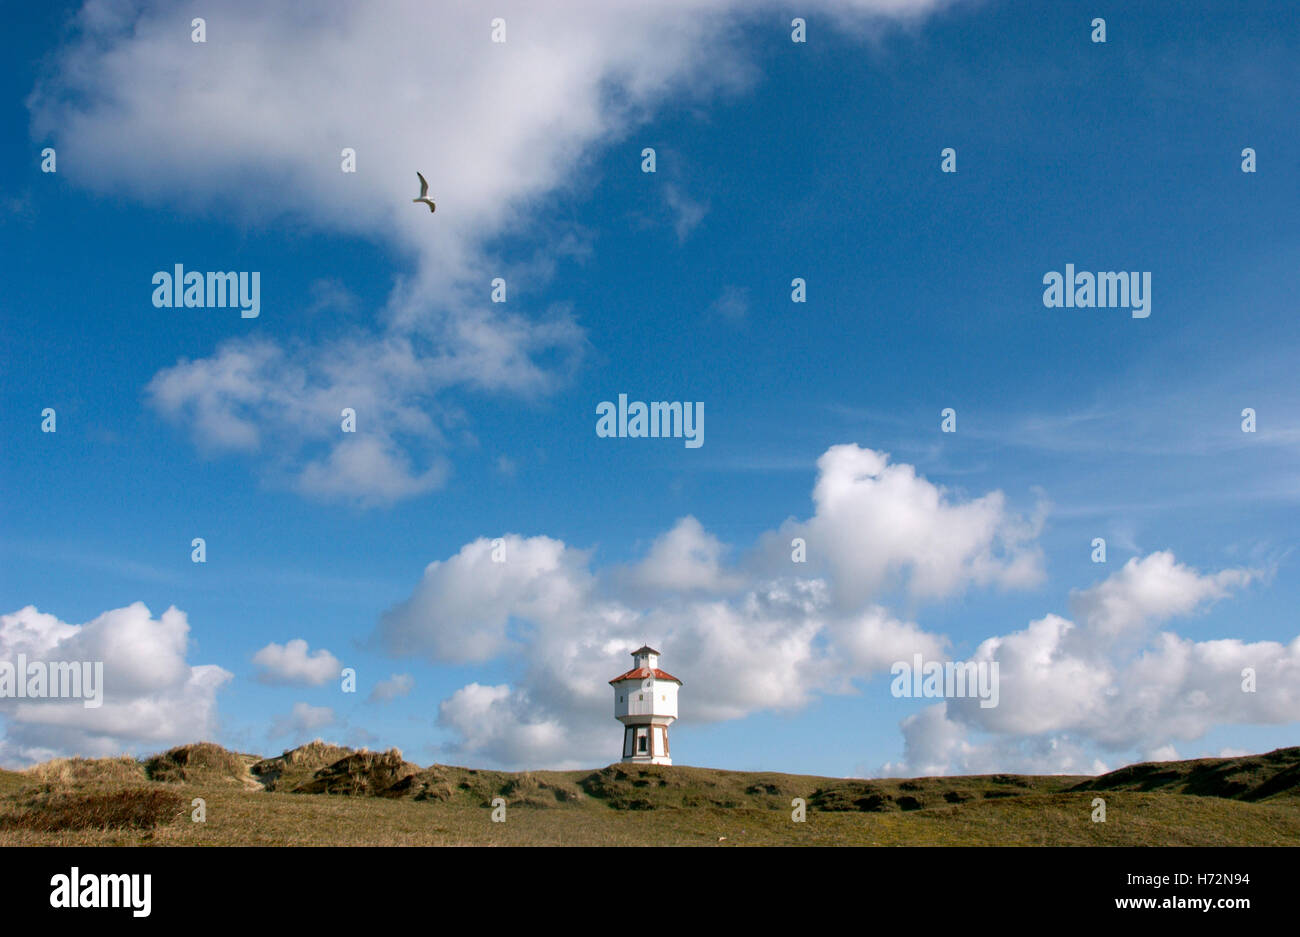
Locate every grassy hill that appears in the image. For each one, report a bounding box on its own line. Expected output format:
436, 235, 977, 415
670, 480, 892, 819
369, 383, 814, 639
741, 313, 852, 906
2, 741, 1297, 846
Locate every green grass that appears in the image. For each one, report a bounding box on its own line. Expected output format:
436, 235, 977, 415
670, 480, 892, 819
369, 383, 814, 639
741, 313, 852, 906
2, 742, 1297, 846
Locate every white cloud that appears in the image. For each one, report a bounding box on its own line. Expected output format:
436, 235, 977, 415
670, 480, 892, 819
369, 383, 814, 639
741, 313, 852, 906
297, 435, 450, 505
827, 604, 946, 675
879, 705, 1109, 778
759, 444, 1045, 606
369, 673, 414, 704
437, 684, 579, 768
619, 515, 740, 593
376, 535, 596, 663
1068, 550, 1254, 643
646, 583, 834, 722
0, 603, 232, 765
30, 0, 959, 503
252, 639, 342, 686
270, 702, 336, 740
879, 555, 1294, 777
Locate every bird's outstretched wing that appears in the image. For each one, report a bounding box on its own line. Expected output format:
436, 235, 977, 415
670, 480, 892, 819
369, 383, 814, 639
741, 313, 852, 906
416, 171, 429, 198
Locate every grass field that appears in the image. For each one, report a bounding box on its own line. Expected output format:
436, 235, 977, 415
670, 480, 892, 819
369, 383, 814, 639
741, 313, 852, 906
2, 741, 1297, 846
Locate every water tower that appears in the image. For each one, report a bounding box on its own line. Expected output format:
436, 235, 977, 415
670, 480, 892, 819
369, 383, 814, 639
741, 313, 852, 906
609, 645, 681, 765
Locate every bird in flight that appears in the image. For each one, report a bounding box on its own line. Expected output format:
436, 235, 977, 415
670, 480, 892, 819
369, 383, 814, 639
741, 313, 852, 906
413, 172, 436, 213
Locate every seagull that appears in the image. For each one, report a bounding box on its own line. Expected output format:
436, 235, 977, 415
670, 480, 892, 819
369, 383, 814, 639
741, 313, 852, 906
413, 172, 436, 213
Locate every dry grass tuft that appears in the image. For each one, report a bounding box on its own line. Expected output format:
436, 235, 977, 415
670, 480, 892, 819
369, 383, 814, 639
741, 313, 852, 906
24, 756, 146, 787
145, 742, 252, 785
251, 739, 356, 791
294, 748, 418, 796
0, 787, 186, 832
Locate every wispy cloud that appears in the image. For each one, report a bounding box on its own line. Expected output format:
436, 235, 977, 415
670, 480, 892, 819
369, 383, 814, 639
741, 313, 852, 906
663, 182, 709, 243
708, 284, 749, 321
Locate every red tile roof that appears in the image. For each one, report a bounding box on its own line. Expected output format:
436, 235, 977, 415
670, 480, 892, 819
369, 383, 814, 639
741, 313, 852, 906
609, 667, 682, 685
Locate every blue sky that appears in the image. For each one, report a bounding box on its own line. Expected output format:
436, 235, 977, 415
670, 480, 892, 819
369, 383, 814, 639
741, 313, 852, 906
1, 0, 1297, 776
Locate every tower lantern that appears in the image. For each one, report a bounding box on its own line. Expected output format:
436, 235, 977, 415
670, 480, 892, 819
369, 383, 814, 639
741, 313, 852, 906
609, 645, 682, 765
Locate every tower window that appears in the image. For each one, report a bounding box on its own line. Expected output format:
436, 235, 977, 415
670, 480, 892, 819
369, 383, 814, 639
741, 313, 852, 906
638, 735, 648, 752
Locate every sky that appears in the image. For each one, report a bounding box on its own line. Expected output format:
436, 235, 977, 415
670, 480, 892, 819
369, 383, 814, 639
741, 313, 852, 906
1, 0, 1297, 777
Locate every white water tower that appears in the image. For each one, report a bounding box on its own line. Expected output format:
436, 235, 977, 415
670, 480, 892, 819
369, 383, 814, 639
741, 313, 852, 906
609, 645, 681, 765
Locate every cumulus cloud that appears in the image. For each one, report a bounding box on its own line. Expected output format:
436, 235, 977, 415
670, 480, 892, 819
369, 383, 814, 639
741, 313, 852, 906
827, 604, 947, 676
30, 0, 959, 503
1067, 551, 1254, 643
296, 434, 451, 505
376, 535, 596, 663
880, 554, 1292, 777
0, 603, 232, 765
879, 705, 1109, 778
758, 444, 1045, 606
437, 684, 575, 768
252, 639, 342, 686
619, 515, 741, 593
